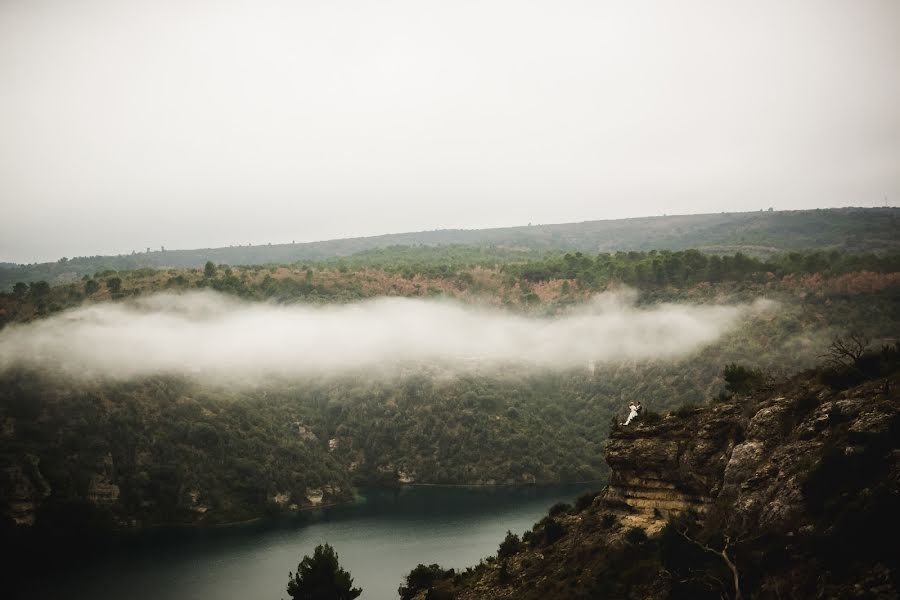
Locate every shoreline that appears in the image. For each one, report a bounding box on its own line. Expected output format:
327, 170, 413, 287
12, 480, 607, 540
398, 479, 606, 489
166, 481, 608, 529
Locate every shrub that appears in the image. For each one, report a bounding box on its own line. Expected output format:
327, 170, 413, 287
498, 531, 522, 559
820, 365, 865, 391
574, 490, 601, 512
723, 363, 765, 396
674, 404, 699, 418
30, 281, 51, 297
543, 519, 566, 545
399, 564, 455, 600
530, 517, 566, 547
640, 410, 663, 425
548, 502, 571, 517
624, 527, 648, 545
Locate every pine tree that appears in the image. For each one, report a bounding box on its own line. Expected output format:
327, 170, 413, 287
285, 544, 362, 600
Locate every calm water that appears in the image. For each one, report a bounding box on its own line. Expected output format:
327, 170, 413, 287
26, 484, 598, 600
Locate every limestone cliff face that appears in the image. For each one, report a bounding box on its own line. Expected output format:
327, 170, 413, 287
604, 403, 745, 530
418, 367, 900, 600
601, 375, 900, 538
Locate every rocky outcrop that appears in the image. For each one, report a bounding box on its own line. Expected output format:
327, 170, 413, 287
418, 365, 900, 600
305, 488, 324, 506
602, 376, 900, 537
603, 403, 744, 531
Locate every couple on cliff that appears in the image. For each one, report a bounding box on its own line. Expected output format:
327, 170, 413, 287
622, 401, 642, 426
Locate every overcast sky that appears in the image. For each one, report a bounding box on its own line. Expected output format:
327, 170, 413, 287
1, 0, 899, 263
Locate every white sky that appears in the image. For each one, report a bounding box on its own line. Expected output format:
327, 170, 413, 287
1, 0, 899, 263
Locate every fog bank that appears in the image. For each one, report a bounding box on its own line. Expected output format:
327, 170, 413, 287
0, 290, 774, 380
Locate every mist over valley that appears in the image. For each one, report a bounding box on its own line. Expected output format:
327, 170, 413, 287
0, 289, 775, 381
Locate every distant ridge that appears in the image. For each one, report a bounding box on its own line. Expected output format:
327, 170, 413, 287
1, 207, 897, 290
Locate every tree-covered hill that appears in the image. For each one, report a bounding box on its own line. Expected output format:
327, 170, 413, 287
2, 247, 898, 326
2, 207, 897, 291
1, 247, 897, 538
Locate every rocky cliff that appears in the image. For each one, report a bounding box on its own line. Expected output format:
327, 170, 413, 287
404, 356, 900, 599
604, 402, 745, 532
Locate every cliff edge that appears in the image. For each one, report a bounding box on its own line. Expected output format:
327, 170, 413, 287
404, 354, 900, 599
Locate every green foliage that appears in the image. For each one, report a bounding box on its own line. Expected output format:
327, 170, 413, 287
29, 281, 50, 297
638, 409, 663, 425
2, 207, 898, 292
424, 588, 456, 600
1, 251, 895, 529
204, 261, 217, 278
311, 372, 610, 487
0, 229, 897, 570
399, 564, 455, 600
105, 277, 122, 293
548, 502, 571, 517
84, 279, 100, 295
286, 543, 361, 600
497, 530, 522, 559
507, 246, 900, 291
722, 363, 765, 396
0, 366, 617, 535
673, 404, 700, 418
530, 516, 566, 547
574, 490, 600, 512
0, 372, 356, 527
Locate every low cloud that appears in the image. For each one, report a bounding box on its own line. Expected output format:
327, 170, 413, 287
0, 290, 775, 381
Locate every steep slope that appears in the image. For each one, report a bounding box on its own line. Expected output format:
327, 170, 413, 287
406, 354, 900, 599
0, 370, 611, 531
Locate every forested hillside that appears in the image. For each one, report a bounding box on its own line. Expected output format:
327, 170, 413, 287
2, 247, 898, 325
2, 207, 897, 291
1, 246, 897, 538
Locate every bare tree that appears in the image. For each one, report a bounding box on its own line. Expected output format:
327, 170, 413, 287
677, 529, 744, 600
822, 332, 869, 369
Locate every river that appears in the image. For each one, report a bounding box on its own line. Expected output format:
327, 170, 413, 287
26, 483, 600, 600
